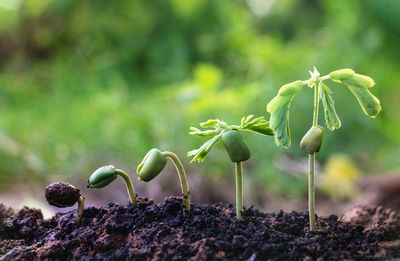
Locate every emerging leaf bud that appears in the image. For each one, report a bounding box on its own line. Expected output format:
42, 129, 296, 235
137, 148, 167, 182
329, 69, 355, 81
300, 126, 324, 154
88, 165, 118, 188
221, 130, 251, 162
45, 182, 81, 208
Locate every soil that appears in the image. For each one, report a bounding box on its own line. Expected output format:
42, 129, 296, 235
1, 197, 399, 260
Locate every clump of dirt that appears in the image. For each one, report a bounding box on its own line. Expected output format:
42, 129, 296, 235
1, 198, 399, 260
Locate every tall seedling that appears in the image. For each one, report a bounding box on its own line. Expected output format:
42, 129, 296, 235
266, 67, 381, 230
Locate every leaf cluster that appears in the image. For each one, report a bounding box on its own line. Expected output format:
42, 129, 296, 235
266, 68, 381, 148
188, 115, 273, 162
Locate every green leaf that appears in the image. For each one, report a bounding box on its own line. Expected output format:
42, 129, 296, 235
330, 71, 375, 89
188, 115, 274, 163
243, 124, 274, 136
242, 116, 263, 128
240, 115, 254, 126
329, 69, 355, 81
189, 127, 219, 137
330, 70, 381, 117
341, 74, 375, 88
199, 119, 219, 128
347, 86, 381, 118
241, 116, 274, 136
266, 80, 303, 147
320, 83, 341, 131
187, 133, 222, 162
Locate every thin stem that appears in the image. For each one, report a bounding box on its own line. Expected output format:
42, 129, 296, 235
77, 196, 84, 226
308, 154, 316, 230
115, 169, 137, 206
308, 79, 321, 231
312, 81, 321, 126
235, 162, 243, 220
162, 151, 191, 211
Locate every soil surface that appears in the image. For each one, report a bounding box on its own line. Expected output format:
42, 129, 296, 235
1, 197, 399, 260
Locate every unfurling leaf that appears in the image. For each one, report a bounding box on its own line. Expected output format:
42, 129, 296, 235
347, 86, 381, 118
320, 83, 341, 131
189, 127, 219, 137
187, 133, 222, 162
188, 115, 273, 162
199, 119, 219, 128
240, 115, 254, 126
266, 80, 303, 147
244, 123, 274, 136
241, 116, 274, 136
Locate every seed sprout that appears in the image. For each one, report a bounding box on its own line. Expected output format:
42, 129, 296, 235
45, 182, 85, 226
137, 148, 191, 211
88, 165, 137, 205
188, 115, 274, 219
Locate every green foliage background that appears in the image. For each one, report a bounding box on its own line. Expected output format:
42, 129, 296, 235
0, 0, 399, 198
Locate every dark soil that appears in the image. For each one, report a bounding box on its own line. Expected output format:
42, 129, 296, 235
1, 197, 399, 260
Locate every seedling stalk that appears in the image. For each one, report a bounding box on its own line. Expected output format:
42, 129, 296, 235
162, 151, 191, 211
235, 162, 243, 220
115, 168, 137, 205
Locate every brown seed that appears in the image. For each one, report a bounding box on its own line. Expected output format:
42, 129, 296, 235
45, 182, 81, 208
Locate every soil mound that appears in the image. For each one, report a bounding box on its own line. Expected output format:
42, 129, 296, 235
1, 198, 399, 260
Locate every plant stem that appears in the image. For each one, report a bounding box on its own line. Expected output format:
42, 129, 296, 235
309, 81, 320, 231
313, 81, 320, 126
162, 151, 191, 211
77, 196, 84, 226
235, 162, 243, 220
115, 169, 137, 206
308, 153, 316, 230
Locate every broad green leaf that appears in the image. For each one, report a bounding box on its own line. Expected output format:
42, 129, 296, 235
320, 83, 341, 131
277, 80, 303, 96
342, 74, 375, 88
266, 80, 303, 147
347, 86, 381, 118
329, 69, 355, 81
330, 71, 375, 89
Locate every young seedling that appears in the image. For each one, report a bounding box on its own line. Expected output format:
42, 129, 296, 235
188, 115, 274, 219
45, 182, 85, 226
266, 67, 381, 230
87, 165, 137, 206
137, 148, 191, 211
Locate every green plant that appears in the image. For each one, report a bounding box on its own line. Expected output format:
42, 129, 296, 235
266, 67, 381, 230
87, 165, 137, 205
188, 115, 274, 219
45, 182, 85, 226
137, 148, 191, 211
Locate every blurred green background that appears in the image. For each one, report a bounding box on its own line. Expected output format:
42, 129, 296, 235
1, 0, 400, 216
